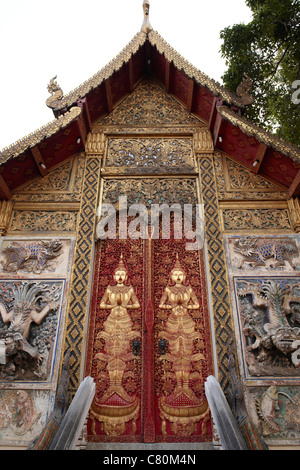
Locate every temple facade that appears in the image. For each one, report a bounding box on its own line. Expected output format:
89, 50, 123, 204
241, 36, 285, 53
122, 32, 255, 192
0, 2, 300, 450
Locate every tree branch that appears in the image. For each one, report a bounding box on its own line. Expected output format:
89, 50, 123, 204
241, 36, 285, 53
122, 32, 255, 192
269, 44, 290, 78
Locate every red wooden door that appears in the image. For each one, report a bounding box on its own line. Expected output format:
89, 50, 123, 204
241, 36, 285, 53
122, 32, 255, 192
85, 229, 213, 443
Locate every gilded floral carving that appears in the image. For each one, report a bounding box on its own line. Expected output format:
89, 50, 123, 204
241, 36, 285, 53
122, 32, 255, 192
12, 155, 85, 203
227, 159, 280, 190
99, 80, 202, 127
105, 137, 195, 172
222, 209, 291, 230
9, 211, 77, 233
214, 154, 287, 200
102, 178, 197, 207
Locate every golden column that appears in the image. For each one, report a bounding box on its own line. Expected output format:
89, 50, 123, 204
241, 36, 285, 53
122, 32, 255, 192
288, 198, 300, 233
0, 200, 14, 236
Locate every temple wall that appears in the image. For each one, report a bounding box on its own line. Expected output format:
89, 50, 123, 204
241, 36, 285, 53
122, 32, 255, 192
215, 153, 300, 449
0, 156, 81, 447
0, 80, 299, 448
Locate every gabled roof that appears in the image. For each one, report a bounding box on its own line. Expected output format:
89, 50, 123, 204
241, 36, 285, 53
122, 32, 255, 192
0, 2, 299, 200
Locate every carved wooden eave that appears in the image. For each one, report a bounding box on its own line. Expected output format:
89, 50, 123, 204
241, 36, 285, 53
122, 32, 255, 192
0, 106, 83, 197
0, 15, 300, 199
49, 30, 239, 114
214, 104, 300, 194
0, 107, 82, 165
217, 105, 300, 163
48, 32, 147, 113
148, 31, 239, 107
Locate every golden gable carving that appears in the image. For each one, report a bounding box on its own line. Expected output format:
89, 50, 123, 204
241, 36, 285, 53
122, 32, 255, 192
12, 155, 85, 203
98, 79, 203, 127
214, 154, 287, 200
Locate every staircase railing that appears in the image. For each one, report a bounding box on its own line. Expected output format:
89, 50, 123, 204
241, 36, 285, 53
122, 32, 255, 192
49, 376, 95, 450
205, 375, 248, 450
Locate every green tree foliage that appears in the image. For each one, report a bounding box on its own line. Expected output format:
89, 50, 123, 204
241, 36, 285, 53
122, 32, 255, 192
220, 0, 300, 146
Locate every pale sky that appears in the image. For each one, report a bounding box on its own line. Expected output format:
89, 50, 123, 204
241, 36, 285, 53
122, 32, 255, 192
0, 0, 253, 150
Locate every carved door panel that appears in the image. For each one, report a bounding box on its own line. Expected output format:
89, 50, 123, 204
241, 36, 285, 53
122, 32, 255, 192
152, 236, 213, 442
85, 237, 145, 441
85, 226, 213, 443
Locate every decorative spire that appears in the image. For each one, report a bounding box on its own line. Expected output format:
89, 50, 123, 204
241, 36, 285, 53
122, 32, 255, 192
141, 0, 153, 34
171, 253, 184, 273
115, 254, 127, 272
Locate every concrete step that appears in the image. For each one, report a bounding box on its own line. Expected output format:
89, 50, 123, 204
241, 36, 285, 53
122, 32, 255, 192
86, 442, 215, 450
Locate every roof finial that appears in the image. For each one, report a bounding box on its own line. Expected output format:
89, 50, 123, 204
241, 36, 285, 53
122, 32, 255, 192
141, 0, 153, 34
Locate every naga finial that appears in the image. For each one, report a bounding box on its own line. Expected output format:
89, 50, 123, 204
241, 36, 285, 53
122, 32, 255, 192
46, 76, 64, 110
236, 73, 254, 107
141, 0, 153, 34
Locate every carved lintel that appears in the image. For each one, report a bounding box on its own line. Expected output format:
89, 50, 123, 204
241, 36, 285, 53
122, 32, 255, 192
194, 130, 214, 155
288, 197, 300, 232
0, 200, 14, 236
85, 132, 106, 156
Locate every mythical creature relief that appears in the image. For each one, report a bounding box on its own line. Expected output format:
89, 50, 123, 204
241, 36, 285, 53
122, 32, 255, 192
246, 385, 300, 440
235, 278, 300, 377
0, 239, 63, 274
228, 236, 300, 273
0, 280, 63, 381
0, 389, 50, 444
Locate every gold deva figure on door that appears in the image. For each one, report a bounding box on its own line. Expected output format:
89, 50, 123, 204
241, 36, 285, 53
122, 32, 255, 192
90, 254, 141, 436
158, 254, 209, 436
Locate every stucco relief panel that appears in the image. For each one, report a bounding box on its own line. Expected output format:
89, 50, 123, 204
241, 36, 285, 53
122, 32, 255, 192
247, 385, 300, 443
0, 237, 73, 276
225, 235, 300, 379
226, 235, 300, 274
0, 236, 75, 446
225, 234, 300, 444
0, 389, 53, 446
